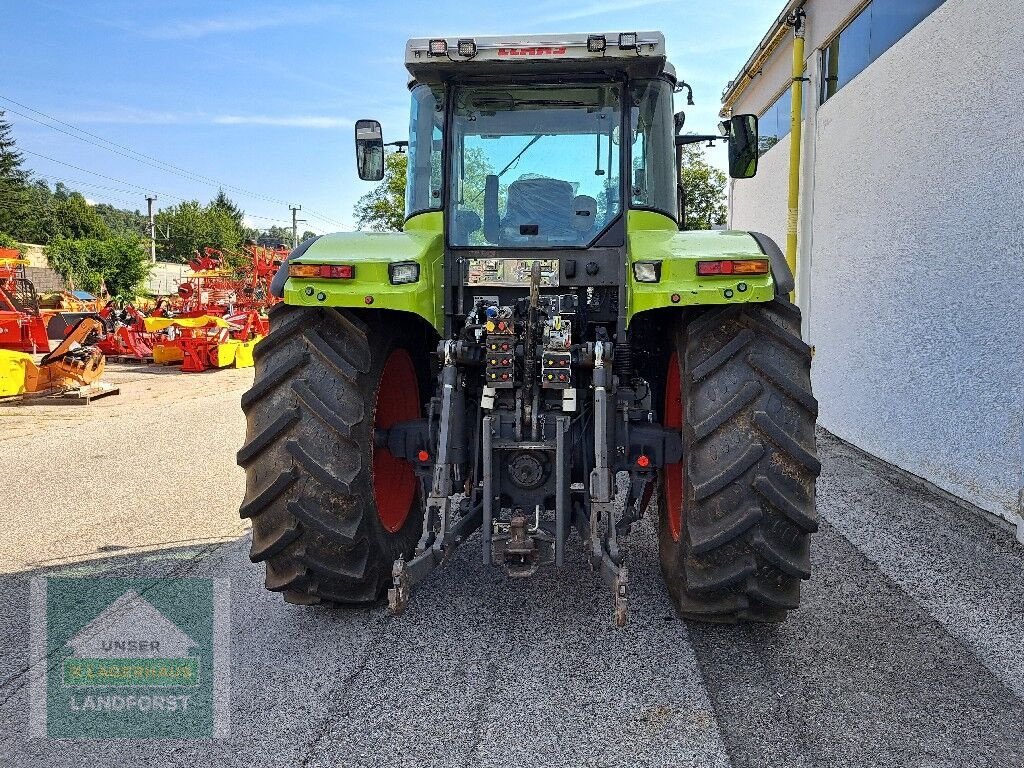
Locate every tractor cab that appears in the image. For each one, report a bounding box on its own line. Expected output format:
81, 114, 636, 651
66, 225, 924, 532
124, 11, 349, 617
355, 32, 760, 337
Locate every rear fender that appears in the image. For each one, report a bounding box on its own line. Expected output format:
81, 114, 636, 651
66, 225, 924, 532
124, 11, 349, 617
626, 211, 789, 326
279, 212, 444, 334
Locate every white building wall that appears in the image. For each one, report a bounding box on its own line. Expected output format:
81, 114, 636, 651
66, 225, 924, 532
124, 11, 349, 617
729, 132, 790, 249
728, 0, 1024, 536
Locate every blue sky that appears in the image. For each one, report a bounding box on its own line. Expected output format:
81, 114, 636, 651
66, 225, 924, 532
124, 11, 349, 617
3, 1, 781, 233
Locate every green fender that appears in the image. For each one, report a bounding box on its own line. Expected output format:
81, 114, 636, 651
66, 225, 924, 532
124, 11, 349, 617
626, 211, 779, 325
283, 212, 445, 334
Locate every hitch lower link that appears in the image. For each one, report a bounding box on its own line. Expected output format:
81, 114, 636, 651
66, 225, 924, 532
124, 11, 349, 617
388, 341, 477, 615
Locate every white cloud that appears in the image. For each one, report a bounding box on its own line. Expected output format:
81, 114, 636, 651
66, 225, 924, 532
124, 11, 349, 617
534, 0, 672, 25
213, 115, 353, 129
147, 5, 347, 40
63, 108, 190, 125
55, 108, 351, 129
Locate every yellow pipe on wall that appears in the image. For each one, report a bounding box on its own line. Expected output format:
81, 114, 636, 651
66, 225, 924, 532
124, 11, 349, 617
785, 12, 806, 301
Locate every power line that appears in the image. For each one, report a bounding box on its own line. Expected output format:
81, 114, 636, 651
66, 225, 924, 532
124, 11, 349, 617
303, 209, 343, 229
0, 95, 292, 207
21, 148, 171, 197
34, 175, 185, 205
0, 94, 345, 227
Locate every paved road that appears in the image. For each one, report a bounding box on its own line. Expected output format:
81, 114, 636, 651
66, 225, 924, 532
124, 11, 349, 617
1, 365, 1022, 766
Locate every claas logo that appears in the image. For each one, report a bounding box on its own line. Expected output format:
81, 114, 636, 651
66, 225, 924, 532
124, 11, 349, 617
497, 47, 567, 56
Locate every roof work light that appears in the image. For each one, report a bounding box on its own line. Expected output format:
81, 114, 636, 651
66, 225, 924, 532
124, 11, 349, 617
618, 32, 638, 49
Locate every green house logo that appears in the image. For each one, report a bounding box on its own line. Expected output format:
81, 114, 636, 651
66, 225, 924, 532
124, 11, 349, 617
30, 577, 230, 739
62, 589, 201, 690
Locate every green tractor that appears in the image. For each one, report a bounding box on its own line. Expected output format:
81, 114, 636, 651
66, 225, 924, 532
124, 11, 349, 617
239, 31, 819, 625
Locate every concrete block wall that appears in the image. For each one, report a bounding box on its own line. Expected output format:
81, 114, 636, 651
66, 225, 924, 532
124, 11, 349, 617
23, 266, 67, 293
728, 0, 1024, 538
146, 262, 189, 296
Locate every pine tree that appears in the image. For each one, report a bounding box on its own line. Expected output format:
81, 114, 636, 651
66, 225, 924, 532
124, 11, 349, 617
211, 188, 244, 227
0, 110, 32, 239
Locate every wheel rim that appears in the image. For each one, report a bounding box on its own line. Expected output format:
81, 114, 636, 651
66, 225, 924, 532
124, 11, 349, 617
663, 351, 684, 542
373, 348, 419, 533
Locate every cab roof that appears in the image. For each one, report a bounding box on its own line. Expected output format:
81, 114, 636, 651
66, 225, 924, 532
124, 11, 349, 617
405, 31, 672, 83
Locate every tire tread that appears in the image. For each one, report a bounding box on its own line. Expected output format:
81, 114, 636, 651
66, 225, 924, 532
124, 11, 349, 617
659, 297, 819, 623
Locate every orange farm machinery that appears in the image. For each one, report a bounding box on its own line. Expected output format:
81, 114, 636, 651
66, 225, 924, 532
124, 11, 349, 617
171, 245, 283, 323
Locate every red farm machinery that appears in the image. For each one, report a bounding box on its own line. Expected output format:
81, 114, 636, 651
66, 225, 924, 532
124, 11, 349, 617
146, 244, 283, 371
0, 250, 50, 354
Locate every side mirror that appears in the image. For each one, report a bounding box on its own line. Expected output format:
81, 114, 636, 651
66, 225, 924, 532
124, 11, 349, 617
355, 119, 384, 181
727, 114, 758, 179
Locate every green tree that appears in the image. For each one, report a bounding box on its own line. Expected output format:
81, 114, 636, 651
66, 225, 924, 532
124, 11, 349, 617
211, 189, 244, 228
679, 143, 727, 230
352, 149, 496, 235
94, 203, 147, 237
0, 231, 26, 256
353, 151, 407, 232
300, 229, 317, 242
205, 204, 243, 251
256, 225, 291, 247
0, 110, 33, 240
455, 147, 500, 245
154, 201, 208, 262
48, 192, 112, 240
154, 199, 245, 262
18, 179, 55, 244
46, 234, 150, 298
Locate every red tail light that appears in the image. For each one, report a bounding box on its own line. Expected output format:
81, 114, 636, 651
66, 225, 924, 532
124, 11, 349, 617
697, 259, 769, 276
320, 265, 355, 279
289, 264, 356, 279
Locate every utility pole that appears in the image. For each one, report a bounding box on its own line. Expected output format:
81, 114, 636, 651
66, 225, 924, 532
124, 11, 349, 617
146, 195, 157, 263
290, 205, 306, 249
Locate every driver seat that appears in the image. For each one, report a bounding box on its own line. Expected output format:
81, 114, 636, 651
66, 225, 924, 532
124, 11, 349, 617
502, 178, 575, 239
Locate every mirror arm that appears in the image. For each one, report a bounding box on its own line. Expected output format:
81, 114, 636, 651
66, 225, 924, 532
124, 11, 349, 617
675, 134, 722, 147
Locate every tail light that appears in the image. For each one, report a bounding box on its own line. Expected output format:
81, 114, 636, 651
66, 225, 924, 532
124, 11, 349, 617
289, 264, 355, 279
696, 259, 769, 276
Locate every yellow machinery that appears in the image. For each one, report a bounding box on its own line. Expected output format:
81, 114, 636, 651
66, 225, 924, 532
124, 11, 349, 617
145, 315, 261, 371
0, 317, 105, 396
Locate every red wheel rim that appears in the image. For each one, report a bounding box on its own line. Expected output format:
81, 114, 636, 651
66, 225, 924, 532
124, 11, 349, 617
372, 348, 419, 533
663, 352, 684, 542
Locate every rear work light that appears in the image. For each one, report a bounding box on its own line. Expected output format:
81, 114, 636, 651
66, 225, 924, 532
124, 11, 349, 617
389, 262, 420, 285
457, 39, 477, 57
428, 39, 448, 56
696, 259, 769, 277
587, 35, 606, 52
618, 32, 638, 50
289, 264, 355, 279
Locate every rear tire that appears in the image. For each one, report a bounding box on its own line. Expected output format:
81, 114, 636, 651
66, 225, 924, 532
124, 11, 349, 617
237, 304, 424, 605
658, 297, 820, 623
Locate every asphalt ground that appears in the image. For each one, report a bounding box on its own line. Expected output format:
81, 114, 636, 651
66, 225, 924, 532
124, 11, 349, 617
0, 363, 1021, 766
